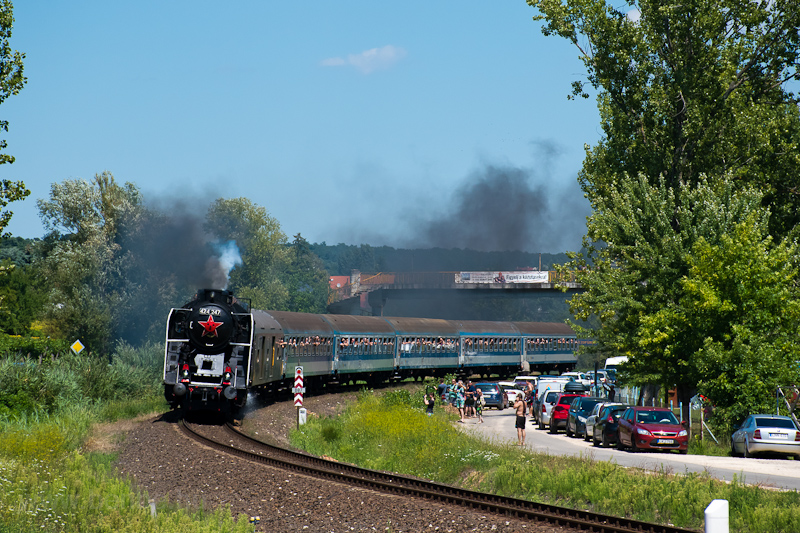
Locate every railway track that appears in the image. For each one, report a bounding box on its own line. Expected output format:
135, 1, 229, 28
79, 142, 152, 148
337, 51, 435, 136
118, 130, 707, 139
179, 419, 699, 533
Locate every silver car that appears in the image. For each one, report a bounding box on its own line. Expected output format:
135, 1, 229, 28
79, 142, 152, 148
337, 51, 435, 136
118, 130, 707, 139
731, 414, 800, 459
584, 401, 625, 442
537, 390, 561, 430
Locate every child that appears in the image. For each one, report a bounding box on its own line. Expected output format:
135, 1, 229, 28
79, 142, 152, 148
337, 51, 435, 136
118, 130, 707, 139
475, 388, 485, 423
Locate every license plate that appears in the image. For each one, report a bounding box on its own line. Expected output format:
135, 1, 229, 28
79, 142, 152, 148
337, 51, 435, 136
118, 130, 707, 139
770, 433, 789, 440
653, 439, 674, 445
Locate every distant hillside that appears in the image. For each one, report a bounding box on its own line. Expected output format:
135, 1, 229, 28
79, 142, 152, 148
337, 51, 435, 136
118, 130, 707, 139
310, 243, 570, 276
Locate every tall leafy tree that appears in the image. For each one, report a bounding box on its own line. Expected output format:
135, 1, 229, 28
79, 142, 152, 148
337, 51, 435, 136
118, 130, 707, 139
285, 233, 330, 313
528, 0, 800, 233
0, 1, 28, 237
206, 198, 290, 310
640, 211, 800, 430
35, 172, 144, 354
530, 0, 800, 423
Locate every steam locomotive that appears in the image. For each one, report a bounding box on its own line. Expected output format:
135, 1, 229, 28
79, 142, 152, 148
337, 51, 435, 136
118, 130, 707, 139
163, 288, 581, 413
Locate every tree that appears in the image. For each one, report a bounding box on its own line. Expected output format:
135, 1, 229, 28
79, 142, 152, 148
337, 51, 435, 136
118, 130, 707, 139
206, 198, 290, 310
35, 172, 144, 353
0, 1, 27, 237
285, 234, 330, 313
641, 212, 800, 430
528, 0, 800, 234
530, 0, 800, 423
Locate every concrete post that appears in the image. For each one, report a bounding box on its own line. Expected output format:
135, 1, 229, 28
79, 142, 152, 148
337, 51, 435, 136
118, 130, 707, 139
705, 499, 728, 533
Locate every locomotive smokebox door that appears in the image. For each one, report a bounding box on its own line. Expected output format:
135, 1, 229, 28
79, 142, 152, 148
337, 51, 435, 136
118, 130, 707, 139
187, 303, 236, 354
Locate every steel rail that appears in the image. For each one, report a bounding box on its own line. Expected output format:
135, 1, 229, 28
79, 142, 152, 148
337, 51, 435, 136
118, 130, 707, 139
178, 419, 699, 533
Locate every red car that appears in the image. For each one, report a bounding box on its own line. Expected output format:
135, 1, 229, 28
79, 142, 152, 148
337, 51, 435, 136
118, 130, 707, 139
548, 392, 585, 434
617, 406, 688, 454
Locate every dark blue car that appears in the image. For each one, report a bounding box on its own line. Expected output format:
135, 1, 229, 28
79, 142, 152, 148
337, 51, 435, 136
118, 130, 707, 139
566, 396, 605, 438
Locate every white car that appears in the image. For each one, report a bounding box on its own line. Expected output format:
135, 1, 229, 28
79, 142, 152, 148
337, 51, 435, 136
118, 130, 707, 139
561, 371, 592, 387
499, 383, 525, 404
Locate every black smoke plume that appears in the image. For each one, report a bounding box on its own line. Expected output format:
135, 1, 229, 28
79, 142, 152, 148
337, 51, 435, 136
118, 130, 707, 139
410, 163, 589, 253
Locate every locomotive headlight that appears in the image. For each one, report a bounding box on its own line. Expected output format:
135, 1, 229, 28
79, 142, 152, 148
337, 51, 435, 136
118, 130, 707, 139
181, 364, 190, 380
223, 366, 233, 383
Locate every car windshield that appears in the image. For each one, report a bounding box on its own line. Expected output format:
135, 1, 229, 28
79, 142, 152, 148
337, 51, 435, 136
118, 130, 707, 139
476, 384, 498, 392
755, 417, 797, 429
636, 410, 679, 424
558, 396, 576, 405
545, 391, 559, 402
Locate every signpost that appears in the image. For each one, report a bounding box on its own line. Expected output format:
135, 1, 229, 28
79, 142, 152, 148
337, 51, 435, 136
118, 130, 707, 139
70, 339, 85, 355
292, 366, 305, 428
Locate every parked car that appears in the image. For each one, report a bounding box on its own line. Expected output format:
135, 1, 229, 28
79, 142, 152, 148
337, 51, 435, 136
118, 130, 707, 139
731, 414, 800, 459
617, 406, 688, 454
548, 392, 586, 434
590, 403, 628, 447
475, 382, 508, 410
566, 396, 605, 438
562, 371, 592, 387
537, 389, 562, 429
585, 370, 610, 384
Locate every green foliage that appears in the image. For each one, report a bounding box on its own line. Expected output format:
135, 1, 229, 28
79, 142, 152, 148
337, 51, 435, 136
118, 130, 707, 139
531, 0, 800, 426
528, 0, 800, 235
206, 197, 290, 310
285, 234, 330, 313
0, 1, 29, 238
0, 342, 162, 420
35, 172, 146, 353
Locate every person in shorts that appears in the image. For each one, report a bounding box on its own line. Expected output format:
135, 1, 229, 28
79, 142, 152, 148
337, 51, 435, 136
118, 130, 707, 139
514, 394, 526, 445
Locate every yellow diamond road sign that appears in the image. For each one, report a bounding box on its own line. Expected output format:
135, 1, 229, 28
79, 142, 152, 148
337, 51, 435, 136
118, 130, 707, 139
71, 340, 85, 354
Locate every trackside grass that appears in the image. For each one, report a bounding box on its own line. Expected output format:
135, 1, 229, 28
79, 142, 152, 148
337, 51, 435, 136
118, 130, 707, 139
0, 346, 255, 533
289, 386, 800, 533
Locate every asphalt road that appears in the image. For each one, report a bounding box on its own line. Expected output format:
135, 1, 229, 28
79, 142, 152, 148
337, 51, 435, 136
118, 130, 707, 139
458, 406, 800, 491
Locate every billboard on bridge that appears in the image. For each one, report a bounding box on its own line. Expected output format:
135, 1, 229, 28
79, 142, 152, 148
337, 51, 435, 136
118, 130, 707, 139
456, 271, 549, 284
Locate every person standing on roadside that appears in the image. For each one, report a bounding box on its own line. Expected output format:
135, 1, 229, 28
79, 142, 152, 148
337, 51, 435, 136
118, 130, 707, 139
514, 392, 526, 445
436, 378, 447, 405
466, 380, 477, 418
424, 393, 436, 417
455, 380, 467, 422
475, 388, 485, 423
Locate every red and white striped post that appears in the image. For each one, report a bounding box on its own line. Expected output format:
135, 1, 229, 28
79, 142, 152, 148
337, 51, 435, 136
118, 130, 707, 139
293, 366, 305, 428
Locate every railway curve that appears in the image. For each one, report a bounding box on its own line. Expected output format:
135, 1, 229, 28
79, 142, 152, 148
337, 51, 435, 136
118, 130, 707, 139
180, 419, 698, 533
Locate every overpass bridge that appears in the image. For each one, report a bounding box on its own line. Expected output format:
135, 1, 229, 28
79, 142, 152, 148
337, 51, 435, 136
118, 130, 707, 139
327, 270, 582, 317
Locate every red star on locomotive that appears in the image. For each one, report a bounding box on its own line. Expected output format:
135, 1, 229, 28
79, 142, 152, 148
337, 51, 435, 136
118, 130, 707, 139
198, 314, 223, 337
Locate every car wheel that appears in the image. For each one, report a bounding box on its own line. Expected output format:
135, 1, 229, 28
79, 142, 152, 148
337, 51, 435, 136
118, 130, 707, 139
549, 421, 557, 434
565, 423, 573, 438
679, 449, 688, 455
731, 441, 739, 458
629, 436, 638, 452
616, 431, 625, 450
538, 418, 545, 430
584, 428, 591, 442
602, 431, 610, 448
743, 438, 752, 458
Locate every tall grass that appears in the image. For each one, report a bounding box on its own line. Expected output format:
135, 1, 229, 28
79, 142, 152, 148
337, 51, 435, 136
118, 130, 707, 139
290, 384, 800, 533
0, 342, 256, 532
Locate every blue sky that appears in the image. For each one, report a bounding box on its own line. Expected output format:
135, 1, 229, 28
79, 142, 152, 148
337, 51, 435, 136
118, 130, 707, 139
3, 1, 603, 253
